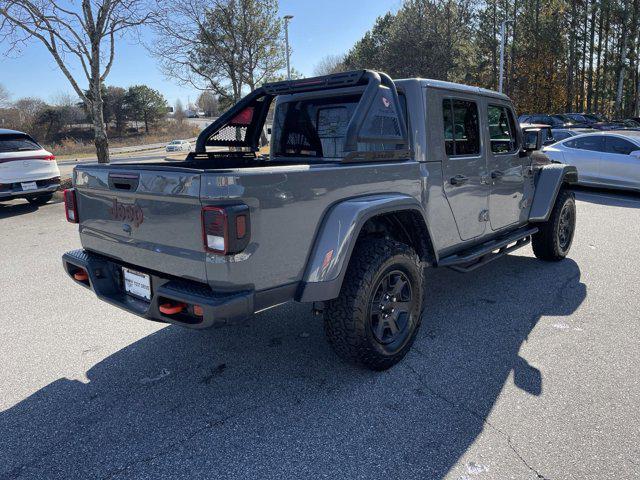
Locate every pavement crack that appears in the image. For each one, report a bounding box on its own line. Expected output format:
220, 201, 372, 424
404, 361, 552, 480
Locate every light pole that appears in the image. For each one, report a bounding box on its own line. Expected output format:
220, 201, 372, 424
284, 15, 294, 80
498, 19, 513, 94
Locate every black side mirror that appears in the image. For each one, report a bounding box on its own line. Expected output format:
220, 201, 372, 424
522, 128, 544, 151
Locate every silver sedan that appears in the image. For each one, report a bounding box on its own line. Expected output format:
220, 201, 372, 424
543, 131, 640, 191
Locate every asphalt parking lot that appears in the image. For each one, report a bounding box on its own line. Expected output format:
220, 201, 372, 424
1, 188, 639, 479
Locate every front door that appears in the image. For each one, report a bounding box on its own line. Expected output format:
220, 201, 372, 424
600, 136, 640, 189
440, 96, 489, 240
486, 104, 526, 230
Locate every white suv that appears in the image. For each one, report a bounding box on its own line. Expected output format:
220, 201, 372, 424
0, 129, 60, 205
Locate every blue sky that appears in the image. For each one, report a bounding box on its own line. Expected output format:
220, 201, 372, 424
0, 0, 401, 106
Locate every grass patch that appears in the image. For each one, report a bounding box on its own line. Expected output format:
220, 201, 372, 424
45, 122, 201, 157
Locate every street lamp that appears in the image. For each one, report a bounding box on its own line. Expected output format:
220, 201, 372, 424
284, 15, 294, 80
498, 19, 513, 94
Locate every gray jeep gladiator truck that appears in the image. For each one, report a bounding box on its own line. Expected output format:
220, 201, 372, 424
62, 70, 577, 370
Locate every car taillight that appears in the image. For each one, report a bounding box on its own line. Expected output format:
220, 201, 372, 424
63, 188, 79, 223
201, 205, 250, 254
45, 155, 56, 161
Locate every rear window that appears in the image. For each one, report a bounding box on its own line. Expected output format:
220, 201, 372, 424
271, 95, 360, 158
0, 134, 41, 153
270, 92, 406, 159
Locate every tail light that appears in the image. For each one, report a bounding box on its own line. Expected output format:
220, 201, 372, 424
202, 205, 250, 254
44, 155, 56, 161
63, 188, 79, 223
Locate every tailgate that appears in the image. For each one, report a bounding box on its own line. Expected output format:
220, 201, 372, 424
74, 165, 207, 283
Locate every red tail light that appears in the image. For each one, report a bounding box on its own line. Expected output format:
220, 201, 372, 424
201, 205, 250, 254
63, 188, 79, 223
45, 155, 56, 161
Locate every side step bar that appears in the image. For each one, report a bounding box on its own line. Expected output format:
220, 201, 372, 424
438, 226, 539, 273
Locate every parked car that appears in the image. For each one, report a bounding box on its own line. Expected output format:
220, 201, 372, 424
165, 140, 192, 152
62, 70, 578, 371
0, 129, 60, 205
562, 113, 621, 131
551, 127, 597, 142
543, 131, 640, 191
518, 114, 581, 128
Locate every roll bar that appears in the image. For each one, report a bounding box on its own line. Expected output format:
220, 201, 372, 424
195, 70, 409, 159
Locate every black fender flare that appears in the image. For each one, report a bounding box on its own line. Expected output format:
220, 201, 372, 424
297, 194, 432, 303
529, 163, 578, 223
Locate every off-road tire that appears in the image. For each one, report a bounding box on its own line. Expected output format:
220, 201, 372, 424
532, 189, 576, 261
323, 237, 424, 371
26, 193, 54, 206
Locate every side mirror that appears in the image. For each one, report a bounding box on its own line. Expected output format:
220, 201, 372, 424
630, 150, 640, 159
522, 128, 543, 151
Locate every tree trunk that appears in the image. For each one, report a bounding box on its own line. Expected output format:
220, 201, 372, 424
90, 81, 110, 164
615, 1, 630, 116
586, 0, 597, 111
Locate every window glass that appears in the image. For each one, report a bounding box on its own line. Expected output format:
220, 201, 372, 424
605, 137, 637, 155
488, 105, 517, 153
0, 134, 40, 152
565, 135, 604, 152
553, 131, 572, 142
442, 99, 480, 156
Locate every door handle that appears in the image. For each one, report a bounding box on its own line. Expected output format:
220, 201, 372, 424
491, 170, 505, 179
449, 174, 469, 186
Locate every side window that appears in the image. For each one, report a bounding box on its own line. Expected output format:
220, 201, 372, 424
573, 136, 605, 152
442, 99, 480, 157
605, 137, 637, 155
488, 105, 517, 154
554, 131, 572, 142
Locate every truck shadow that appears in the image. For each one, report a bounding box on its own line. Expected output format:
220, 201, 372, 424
0, 255, 585, 479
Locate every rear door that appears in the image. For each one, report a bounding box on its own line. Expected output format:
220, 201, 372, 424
485, 103, 526, 230
74, 166, 208, 283
600, 136, 640, 189
438, 94, 488, 240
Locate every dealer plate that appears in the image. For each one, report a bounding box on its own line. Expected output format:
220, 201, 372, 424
122, 267, 151, 301
21, 182, 37, 191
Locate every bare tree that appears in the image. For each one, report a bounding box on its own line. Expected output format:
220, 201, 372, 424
174, 98, 186, 124
152, 0, 286, 103
0, 83, 9, 107
313, 54, 346, 76
0, 1, 154, 162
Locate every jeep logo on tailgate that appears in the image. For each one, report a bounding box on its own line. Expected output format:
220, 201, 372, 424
108, 198, 144, 227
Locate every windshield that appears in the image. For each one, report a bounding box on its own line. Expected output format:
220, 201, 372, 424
0, 134, 41, 153
169, 140, 181, 145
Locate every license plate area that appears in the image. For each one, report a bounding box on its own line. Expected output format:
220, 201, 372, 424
122, 267, 152, 301
21, 181, 37, 191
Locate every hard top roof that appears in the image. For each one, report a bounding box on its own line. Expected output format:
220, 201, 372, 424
395, 78, 511, 102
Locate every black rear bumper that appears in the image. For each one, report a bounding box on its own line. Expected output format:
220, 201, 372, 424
62, 249, 254, 329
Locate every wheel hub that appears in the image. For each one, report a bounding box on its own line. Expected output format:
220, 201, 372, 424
558, 202, 575, 251
370, 270, 414, 344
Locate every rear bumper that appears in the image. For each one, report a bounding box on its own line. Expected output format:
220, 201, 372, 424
0, 177, 60, 199
62, 249, 254, 329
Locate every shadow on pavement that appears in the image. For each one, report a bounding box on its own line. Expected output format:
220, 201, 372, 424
0, 255, 586, 479
572, 185, 640, 209
0, 201, 39, 219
